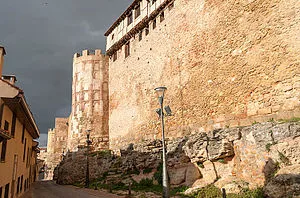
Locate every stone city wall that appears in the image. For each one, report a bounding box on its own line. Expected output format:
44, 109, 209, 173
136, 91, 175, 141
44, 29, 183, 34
108, 0, 300, 149
45, 118, 69, 179
69, 50, 109, 151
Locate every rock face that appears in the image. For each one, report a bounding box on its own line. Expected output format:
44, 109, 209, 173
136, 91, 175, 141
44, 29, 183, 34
56, 121, 300, 197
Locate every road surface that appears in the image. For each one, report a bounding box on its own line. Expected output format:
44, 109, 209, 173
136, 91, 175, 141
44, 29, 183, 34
21, 180, 125, 198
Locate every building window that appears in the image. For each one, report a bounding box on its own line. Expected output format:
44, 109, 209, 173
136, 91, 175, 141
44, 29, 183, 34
4, 183, 9, 198
153, 19, 157, 29
1, 140, 7, 162
169, 2, 174, 10
26, 147, 29, 167
20, 176, 23, 193
111, 34, 115, 40
145, 25, 149, 36
17, 177, 20, 194
113, 52, 117, 62
135, 4, 141, 19
22, 125, 25, 143
4, 121, 9, 131
125, 42, 130, 58
23, 138, 27, 162
11, 113, 16, 137
139, 31, 143, 41
127, 11, 133, 25
160, 12, 165, 22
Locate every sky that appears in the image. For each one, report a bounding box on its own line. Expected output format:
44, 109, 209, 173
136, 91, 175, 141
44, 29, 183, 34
0, 0, 132, 147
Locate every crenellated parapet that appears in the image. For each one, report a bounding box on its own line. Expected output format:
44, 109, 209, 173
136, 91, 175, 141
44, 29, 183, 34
69, 49, 109, 151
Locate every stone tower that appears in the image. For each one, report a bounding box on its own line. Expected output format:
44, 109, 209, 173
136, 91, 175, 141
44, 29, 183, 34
68, 49, 109, 151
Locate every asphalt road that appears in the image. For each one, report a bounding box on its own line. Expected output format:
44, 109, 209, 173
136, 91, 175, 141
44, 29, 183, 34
21, 181, 124, 198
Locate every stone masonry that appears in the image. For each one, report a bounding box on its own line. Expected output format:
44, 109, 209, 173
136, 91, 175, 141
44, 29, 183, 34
56, 121, 300, 197
68, 50, 109, 151
107, 0, 300, 149
46, 118, 68, 179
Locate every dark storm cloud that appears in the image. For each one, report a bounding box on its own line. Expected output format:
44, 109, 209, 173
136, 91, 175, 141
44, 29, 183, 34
0, 0, 132, 146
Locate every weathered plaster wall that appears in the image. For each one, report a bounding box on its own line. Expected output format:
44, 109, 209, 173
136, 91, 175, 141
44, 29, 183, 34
109, 0, 300, 149
69, 50, 109, 151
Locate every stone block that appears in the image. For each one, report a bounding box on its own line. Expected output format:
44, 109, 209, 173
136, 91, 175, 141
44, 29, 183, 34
257, 108, 272, 115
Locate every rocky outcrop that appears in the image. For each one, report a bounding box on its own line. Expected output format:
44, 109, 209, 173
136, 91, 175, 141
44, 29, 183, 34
55, 121, 300, 197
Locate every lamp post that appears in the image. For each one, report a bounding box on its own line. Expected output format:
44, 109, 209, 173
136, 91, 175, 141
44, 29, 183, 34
154, 86, 170, 198
85, 129, 92, 188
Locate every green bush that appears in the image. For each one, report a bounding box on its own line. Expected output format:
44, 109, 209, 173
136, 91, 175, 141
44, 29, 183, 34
197, 162, 205, 168
154, 163, 163, 185
227, 188, 264, 198
187, 185, 264, 198
194, 185, 222, 198
132, 178, 162, 193
143, 167, 153, 174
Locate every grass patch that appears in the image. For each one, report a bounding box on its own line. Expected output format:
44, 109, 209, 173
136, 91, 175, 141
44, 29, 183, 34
266, 143, 273, 152
278, 117, 300, 123
252, 121, 259, 125
186, 185, 264, 198
73, 181, 84, 188
89, 150, 112, 157
154, 163, 163, 185
197, 162, 204, 168
170, 186, 189, 196
218, 159, 225, 164
142, 167, 153, 174
227, 188, 264, 198
278, 151, 290, 165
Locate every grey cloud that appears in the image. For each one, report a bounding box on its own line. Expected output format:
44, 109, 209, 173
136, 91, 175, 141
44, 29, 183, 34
0, 0, 132, 146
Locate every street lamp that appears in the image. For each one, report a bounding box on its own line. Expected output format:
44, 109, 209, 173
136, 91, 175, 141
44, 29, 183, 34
85, 129, 92, 188
154, 86, 170, 198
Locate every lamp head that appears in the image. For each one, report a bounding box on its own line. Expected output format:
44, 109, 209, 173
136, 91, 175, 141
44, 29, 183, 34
154, 86, 167, 98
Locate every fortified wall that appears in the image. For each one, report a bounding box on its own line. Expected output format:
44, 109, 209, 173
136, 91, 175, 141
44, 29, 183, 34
46, 118, 69, 178
68, 50, 109, 151
106, 0, 300, 149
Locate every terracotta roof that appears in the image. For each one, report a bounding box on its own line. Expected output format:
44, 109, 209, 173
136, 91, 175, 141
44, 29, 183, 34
0, 45, 6, 55
104, 0, 142, 36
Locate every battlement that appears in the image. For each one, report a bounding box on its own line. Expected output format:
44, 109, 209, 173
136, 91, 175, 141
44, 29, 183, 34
73, 49, 102, 59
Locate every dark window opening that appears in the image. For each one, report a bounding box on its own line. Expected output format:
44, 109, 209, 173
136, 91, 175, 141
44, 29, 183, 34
153, 19, 157, 29
127, 12, 133, 25
17, 177, 20, 194
113, 52, 117, 62
111, 34, 115, 40
125, 42, 130, 58
4, 121, 9, 131
26, 147, 29, 167
135, 4, 141, 18
11, 113, 16, 137
4, 183, 9, 198
1, 140, 7, 162
145, 26, 149, 36
160, 12, 165, 22
20, 176, 23, 193
139, 31, 143, 41
23, 139, 27, 162
22, 125, 25, 143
